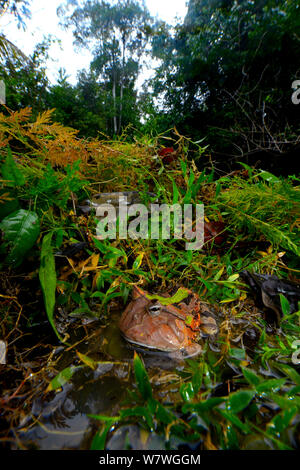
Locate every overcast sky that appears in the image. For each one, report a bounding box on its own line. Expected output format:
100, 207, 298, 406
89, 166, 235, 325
0, 0, 188, 86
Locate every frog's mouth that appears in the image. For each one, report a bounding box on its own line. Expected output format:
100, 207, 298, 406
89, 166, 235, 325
121, 332, 202, 357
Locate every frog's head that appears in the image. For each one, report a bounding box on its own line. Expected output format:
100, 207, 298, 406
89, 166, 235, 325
119, 286, 202, 355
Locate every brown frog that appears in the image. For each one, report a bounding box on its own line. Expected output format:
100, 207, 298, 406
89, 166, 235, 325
119, 286, 218, 358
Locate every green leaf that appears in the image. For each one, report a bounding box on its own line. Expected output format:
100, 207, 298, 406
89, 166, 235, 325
182, 397, 225, 414
1, 148, 25, 187
171, 177, 180, 204
39, 231, 62, 341
0, 209, 40, 266
121, 406, 154, 429
180, 382, 195, 402
90, 422, 115, 450
257, 170, 280, 184
256, 378, 286, 393
144, 287, 190, 305
279, 294, 291, 316
217, 409, 251, 433
267, 407, 298, 435
272, 362, 300, 386
227, 389, 255, 413
46, 365, 80, 391
133, 352, 152, 401
133, 253, 144, 269
241, 367, 261, 386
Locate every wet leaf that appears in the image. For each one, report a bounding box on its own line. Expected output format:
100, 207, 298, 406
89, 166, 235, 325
76, 352, 97, 370
217, 409, 251, 434
133, 352, 152, 401
39, 231, 62, 341
0, 209, 40, 266
90, 423, 114, 450
180, 382, 194, 402
267, 407, 298, 435
46, 365, 80, 391
182, 397, 225, 414
121, 406, 154, 430
256, 378, 286, 393
227, 389, 255, 413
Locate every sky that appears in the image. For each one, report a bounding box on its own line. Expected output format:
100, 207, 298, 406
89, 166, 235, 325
0, 0, 188, 86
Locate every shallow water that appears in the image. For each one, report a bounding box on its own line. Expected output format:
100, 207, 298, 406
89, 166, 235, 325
11, 311, 195, 450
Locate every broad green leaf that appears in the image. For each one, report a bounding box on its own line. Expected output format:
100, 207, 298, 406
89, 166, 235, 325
133, 352, 152, 401
227, 389, 255, 413
39, 231, 62, 341
1, 148, 25, 187
0, 209, 40, 266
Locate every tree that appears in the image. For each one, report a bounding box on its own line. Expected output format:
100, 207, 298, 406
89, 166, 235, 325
150, 0, 300, 172
0, 0, 32, 63
58, 0, 153, 135
0, 37, 52, 115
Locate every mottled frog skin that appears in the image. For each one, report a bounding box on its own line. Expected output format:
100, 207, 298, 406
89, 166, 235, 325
119, 286, 207, 357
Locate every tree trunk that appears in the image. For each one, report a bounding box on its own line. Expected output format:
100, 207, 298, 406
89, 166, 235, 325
118, 35, 126, 134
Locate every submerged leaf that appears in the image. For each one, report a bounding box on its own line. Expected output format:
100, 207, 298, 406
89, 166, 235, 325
46, 365, 81, 391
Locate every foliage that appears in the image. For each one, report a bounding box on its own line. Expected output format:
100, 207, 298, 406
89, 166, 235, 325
0, 113, 299, 450
217, 172, 300, 256
58, 0, 153, 135
148, 0, 300, 170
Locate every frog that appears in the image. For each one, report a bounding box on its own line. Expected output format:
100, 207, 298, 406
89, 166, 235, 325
119, 286, 218, 358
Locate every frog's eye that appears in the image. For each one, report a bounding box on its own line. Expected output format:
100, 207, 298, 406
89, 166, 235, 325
148, 303, 161, 316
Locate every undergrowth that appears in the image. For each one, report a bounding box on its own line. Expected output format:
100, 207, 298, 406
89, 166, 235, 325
0, 108, 299, 450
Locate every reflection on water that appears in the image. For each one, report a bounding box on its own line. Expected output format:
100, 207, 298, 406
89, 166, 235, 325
13, 306, 223, 450
17, 366, 128, 450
